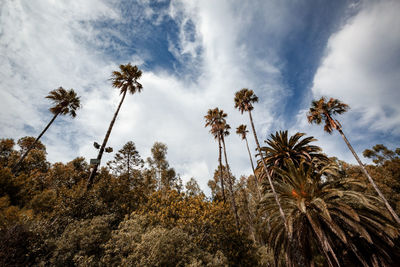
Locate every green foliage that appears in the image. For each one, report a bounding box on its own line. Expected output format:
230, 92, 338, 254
185, 177, 205, 197
136, 190, 258, 266
107, 141, 144, 178
0, 138, 16, 168
0, 224, 33, 266
263, 159, 399, 266
103, 214, 229, 266
363, 144, 400, 165
1, 122, 400, 267
147, 142, 178, 191
51, 215, 115, 266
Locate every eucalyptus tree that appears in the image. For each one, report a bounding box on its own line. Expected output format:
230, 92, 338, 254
13, 87, 81, 172
147, 142, 177, 191
307, 97, 400, 225
87, 63, 143, 189
234, 88, 289, 234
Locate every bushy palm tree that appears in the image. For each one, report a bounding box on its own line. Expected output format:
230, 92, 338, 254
234, 88, 289, 234
264, 159, 399, 266
307, 97, 400, 225
13, 87, 81, 172
205, 108, 240, 229
257, 131, 328, 180
87, 63, 143, 189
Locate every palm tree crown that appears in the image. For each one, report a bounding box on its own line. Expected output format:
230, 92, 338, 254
259, 131, 328, 171
111, 63, 143, 94
204, 108, 228, 138
307, 97, 400, 225
46, 87, 81, 117
307, 97, 349, 133
234, 88, 258, 114
13, 87, 80, 173
236, 124, 248, 140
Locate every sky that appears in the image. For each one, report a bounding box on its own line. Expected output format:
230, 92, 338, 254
1, 0, 399, 194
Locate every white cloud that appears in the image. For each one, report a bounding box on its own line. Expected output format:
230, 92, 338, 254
311, 0, 400, 135
2, 0, 337, 194
290, 0, 400, 164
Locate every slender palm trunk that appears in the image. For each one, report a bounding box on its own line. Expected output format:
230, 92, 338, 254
244, 136, 261, 198
87, 90, 127, 190
248, 110, 289, 235
337, 127, 400, 225
245, 136, 256, 175
217, 134, 226, 203
221, 135, 240, 230
13, 112, 59, 173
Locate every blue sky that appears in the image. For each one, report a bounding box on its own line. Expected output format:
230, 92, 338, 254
1, 0, 399, 193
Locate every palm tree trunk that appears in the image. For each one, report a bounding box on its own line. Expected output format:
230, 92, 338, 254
245, 136, 256, 175
221, 135, 240, 230
245, 136, 261, 198
13, 112, 59, 173
87, 90, 128, 190
247, 110, 289, 235
218, 134, 227, 203
337, 127, 400, 225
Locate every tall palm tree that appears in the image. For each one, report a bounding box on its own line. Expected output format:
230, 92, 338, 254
87, 63, 143, 189
205, 108, 226, 203
13, 87, 81, 172
234, 88, 289, 235
264, 159, 399, 266
307, 97, 400, 225
236, 124, 260, 197
205, 108, 240, 229
219, 119, 240, 229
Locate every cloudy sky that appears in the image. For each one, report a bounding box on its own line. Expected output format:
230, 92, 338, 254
1, 0, 399, 193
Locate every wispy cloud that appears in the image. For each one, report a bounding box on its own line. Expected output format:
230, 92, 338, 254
1, 0, 398, 193
293, 0, 400, 162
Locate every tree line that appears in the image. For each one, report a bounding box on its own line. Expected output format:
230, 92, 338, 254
1, 63, 399, 266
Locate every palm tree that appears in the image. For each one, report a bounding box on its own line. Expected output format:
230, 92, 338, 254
234, 88, 289, 235
205, 108, 227, 203
219, 119, 240, 229
87, 63, 143, 189
257, 130, 328, 181
13, 87, 81, 172
264, 159, 399, 266
307, 97, 400, 225
236, 124, 260, 197
205, 108, 240, 229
